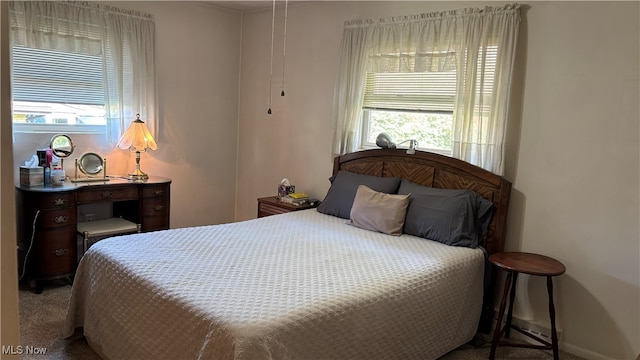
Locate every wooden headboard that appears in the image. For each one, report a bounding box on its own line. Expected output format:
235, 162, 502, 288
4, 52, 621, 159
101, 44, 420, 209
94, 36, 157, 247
333, 149, 512, 256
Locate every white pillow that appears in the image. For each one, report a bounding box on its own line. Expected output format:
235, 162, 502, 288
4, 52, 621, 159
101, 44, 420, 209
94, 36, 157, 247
349, 185, 410, 236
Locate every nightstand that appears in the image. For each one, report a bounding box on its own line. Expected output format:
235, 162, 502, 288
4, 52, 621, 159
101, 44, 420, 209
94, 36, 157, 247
257, 196, 319, 218
488, 252, 566, 360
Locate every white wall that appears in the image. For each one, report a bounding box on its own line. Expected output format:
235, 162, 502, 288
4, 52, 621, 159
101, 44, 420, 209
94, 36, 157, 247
236, 1, 639, 359
512, 2, 639, 358
1, 0, 20, 357
11, 1, 242, 228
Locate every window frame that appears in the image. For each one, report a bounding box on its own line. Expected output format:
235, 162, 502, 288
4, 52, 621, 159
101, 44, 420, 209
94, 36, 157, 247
360, 108, 454, 156
359, 68, 457, 156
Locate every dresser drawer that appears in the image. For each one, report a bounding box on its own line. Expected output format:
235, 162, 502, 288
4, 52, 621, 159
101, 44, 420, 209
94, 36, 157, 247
77, 187, 138, 203
142, 197, 169, 217
258, 202, 289, 217
141, 216, 169, 232
39, 208, 77, 229
142, 184, 169, 198
34, 226, 76, 277
33, 192, 75, 210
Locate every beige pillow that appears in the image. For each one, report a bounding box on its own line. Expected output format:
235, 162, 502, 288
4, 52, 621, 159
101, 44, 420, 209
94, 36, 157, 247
349, 185, 410, 236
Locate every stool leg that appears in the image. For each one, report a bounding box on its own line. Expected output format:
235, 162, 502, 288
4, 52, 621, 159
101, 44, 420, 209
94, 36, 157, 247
489, 271, 513, 360
505, 272, 518, 338
547, 276, 560, 360
83, 231, 89, 254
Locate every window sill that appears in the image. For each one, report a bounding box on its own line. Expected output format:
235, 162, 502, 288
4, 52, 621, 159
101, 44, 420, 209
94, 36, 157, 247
12, 123, 106, 135
360, 144, 451, 157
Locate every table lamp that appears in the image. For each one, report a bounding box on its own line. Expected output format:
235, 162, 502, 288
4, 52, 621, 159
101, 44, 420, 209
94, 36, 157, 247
116, 114, 157, 180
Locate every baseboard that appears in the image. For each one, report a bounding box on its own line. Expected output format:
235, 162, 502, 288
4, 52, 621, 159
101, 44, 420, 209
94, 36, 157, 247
492, 316, 615, 360
508, 317, 562, 344
560, 342, 616, 360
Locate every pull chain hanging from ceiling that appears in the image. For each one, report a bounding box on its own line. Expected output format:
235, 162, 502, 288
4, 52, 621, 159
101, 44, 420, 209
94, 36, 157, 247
267, 0, 276, 115
267, 0, 288, 115
280, 0, 288, 97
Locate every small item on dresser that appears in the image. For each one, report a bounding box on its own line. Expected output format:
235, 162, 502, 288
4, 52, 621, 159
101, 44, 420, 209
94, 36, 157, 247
46, 148, 53, 167
44, 167, 51, 186
280, 194, 308, 205
307, 199, 321, 207
19, 166, 44, 187
36, 149, 48, 167
277, 178, 295, 199
288, 192, 308, 199
50, 169, 66, 186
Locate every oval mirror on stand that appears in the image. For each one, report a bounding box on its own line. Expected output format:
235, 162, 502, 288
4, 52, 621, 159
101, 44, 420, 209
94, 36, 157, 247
72, 152, 109, 183
49, 134, 75, 168
78, 152, 104, 176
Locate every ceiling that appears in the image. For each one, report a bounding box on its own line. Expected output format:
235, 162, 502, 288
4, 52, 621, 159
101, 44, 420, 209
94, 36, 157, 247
206, 1, 300, 13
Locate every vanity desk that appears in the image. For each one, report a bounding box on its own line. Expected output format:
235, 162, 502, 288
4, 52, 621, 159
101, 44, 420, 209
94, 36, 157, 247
16, 176, 171, 293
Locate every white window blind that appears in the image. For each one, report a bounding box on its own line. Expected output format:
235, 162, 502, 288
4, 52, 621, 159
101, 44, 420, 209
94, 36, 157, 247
362, 46, 498, 114
363, 71, 456, 113
12, 46, 104, 106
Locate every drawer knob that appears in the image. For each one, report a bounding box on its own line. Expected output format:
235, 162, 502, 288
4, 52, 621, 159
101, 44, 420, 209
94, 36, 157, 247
53, 215, 69, 224
154, 190, 164, 196
101, 191, 112, 198
52, 198, 66, 206
53, 248, 69, 257
154, 205, 165, 211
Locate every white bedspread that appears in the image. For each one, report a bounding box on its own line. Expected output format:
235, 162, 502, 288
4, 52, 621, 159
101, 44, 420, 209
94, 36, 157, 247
64, 210, 485, 360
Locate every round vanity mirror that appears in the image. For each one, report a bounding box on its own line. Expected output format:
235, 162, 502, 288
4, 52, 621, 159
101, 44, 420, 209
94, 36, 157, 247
78, 152, 104, 175
49, 134, 75, 158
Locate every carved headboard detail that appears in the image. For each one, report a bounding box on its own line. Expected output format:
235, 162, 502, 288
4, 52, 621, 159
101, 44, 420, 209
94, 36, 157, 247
333, 149, 512, 256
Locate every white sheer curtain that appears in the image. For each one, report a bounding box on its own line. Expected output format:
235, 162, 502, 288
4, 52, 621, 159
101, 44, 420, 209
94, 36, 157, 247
9, 1, 157, 143
332, 4, 520, 175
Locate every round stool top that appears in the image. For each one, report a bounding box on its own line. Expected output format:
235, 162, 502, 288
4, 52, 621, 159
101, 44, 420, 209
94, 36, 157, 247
489, 252, 566, 276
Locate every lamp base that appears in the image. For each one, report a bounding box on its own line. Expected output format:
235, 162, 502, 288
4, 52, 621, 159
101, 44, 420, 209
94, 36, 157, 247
126, 174, 149, 181
126, 151, 149, 181
126, 168, 149, 181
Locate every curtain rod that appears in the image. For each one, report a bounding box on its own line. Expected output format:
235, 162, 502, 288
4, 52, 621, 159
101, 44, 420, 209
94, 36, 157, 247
344, 3, 520, 28
64, 1, 154, 21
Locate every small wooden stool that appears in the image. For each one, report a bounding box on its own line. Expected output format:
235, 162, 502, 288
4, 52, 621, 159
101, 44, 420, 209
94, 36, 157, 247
488, 252, 566, 360
78, 217, 141, 255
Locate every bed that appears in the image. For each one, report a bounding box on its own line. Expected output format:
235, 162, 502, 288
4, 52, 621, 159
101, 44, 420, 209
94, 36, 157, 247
63, 149, 512, 360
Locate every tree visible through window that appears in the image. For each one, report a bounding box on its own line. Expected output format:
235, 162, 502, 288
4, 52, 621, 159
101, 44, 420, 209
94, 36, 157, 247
364, 110, 452, 152
361, 68, 456, 154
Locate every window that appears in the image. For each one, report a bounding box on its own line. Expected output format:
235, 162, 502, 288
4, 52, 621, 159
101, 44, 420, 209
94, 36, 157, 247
9, 1, 157, 141
360, 46, 499, 155
360, 69, 456, 154
333, 5, 520, 174
12, 46, 106, 134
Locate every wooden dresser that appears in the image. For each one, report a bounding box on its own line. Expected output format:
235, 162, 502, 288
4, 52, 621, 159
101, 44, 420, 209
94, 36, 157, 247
16, 176, 171, 292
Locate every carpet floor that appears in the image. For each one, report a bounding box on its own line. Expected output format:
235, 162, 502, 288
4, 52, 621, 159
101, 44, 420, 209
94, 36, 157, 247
19, 281, 586, 360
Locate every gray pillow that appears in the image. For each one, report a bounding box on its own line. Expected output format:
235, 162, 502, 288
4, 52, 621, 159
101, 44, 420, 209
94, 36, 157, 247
349, 185, 410, 236
398, 179, 493, 247
317, 170, 401, 219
